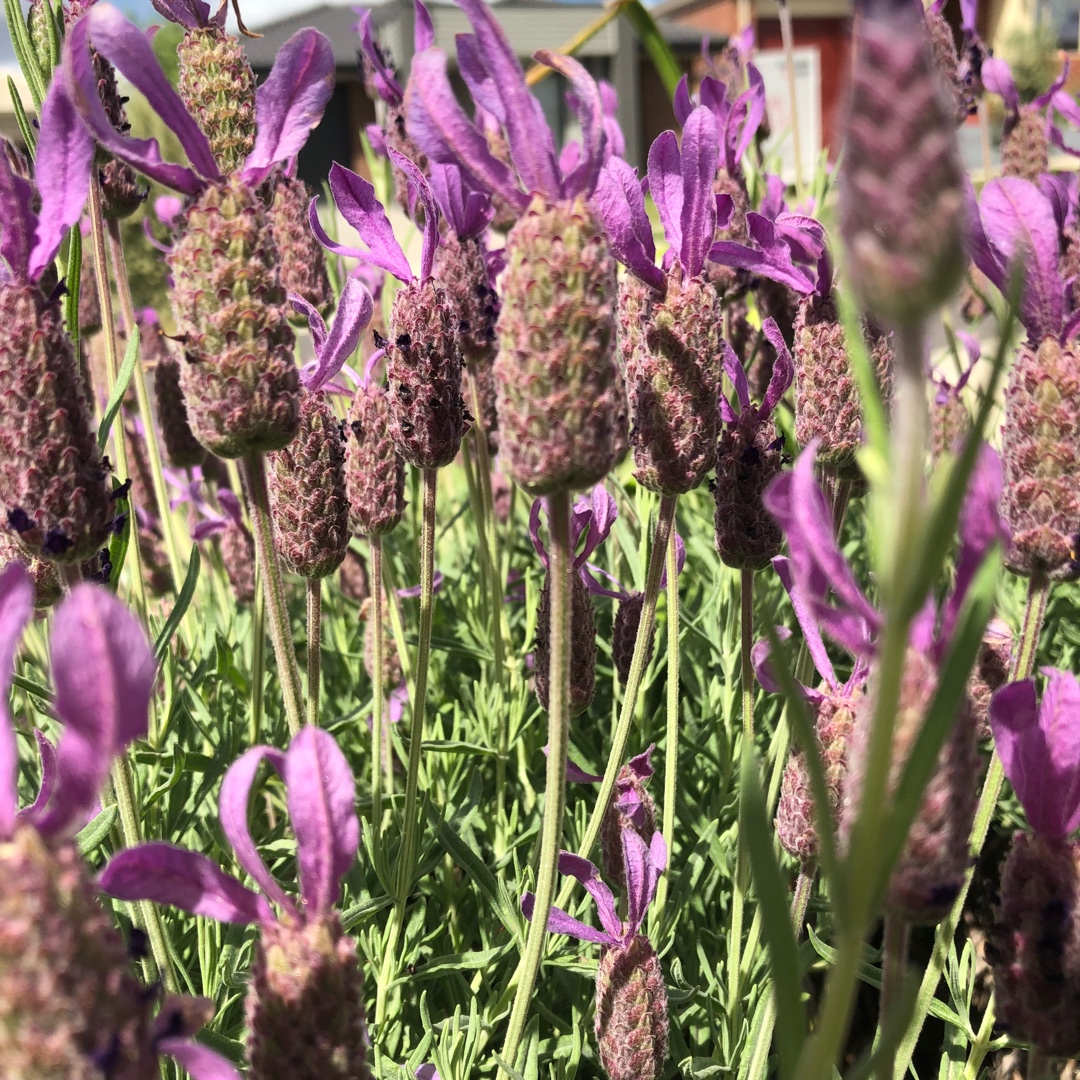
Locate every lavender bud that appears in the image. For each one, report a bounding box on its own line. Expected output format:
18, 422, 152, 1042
0, 283, 112, 563
971, 619, 1013, 740
1001, 108, 1048, 184
595, 935, 669, 1080
266, 173, 334, 321
495, 197, 622, 496
534, 572, 595, 716
338, 548, 369, 605
989, 831, 1080, 1057
155, 355, 207, 469
345, 383, 406, 537
708, 171, 749, 298
839, 0, 967, 325
246, 914, 372, 1080
219, 517, 257, 605
170, 178, 300, 458
1000, 337, 1080, 581
600, 762, 658, 892
611, 592, 653, 685
386, 279, 467, 470
267, 392, 350, 580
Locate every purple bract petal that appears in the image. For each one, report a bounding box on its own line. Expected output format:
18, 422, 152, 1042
565, 754, 604, 783
722, 339, 751, 415
406, 48, 526, 210
556, 851, 622, 939
710, 212, 817, 294
242, 28, 335, 186
290, 294, 328, 354
0, 563, 32, 837
648, 130, 684, 255
679, 107, 720, 277
0, 141, 35, 282
760, 318, 794, 417
35, 584, 155, 836
574, 485, 617, 568
158, 1039, 243, 1080
455, 34, 505, 122
150, 0, 212, 29
315, 165, 413, 283
414, 0, 435, 50
428, 162, 493, 240
100, 842, 272, 924
284, 727, 359, 917
673, 75, 693, 127
219, 745, 296, 916
300, 278, 373, 393
624, 829, 666, 935
536, 51, 605, 200
593, 158, 663, 291
772, 557, 837, 691
528, 498, 548, 566
387, 150, 439, 281
731, 65, 767, 166
358, 10, 403, 106
20, 730, 58, 821
991, 670, 1080, 839
62, 4, 218, 194
521, 892, 615, 946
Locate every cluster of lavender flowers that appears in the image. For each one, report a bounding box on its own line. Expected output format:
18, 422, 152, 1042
0, 0, 1079, 1077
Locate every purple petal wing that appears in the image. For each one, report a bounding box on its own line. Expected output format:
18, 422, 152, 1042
648, 130, 684, 254
36, 584, 155, 836
772, 557, 838, 690
243, 29, 335, 185
387, 149, 439, 281
536, 51, 604, 200
673, 75, 693, 126
406, 49, 526, 210
358, 11, 403, 106
722, 339, 750, 413
981, 57, 1020, 113
529, 498, 548, 566
100, 842, 271, 924
20, 730, 58, 820
456, 0, 560, 200
521, 892, 615, 945
679, 107, 720, 278
711, 212, 816, 294
556, 851, 621, 939
624, 829, 666, 934
414, 0, 436, 51
219, 745, 296, 915
0, 563, 32, 835
565, 753, 603, 783
978, 177, 1063, 341
323, 164, 413, 283
1041, 669, 1080, 836
760, 318, 794, 416
732, 64, 767, 165
63, 5, 217, 192
284, 726, 359, 916
158, 1039, 243, 1080
0, 142, 36, 281
575, 484, 617, 567
302, 279, 373, 393
150, 0, 210, 28
290, 295, 328, 354
593, 158, 663, 291
455, 34, 505, 122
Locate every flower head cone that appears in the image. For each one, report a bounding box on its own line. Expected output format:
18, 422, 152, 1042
407, 15, 624, 494
60, 7, 337, 459
522, 830, 669, 1080
101, 725, 369, 1080
0, 564, 236, 1080
265, 278, 373, 579
924, 5, 969, 126
838, 0, 967, 324
612, 591, 650, 684
971, 618, 1012, 738
155, 353, 207, 469
266, 171, 333, 321
792, 286, 893, 479
339, 548, 369, 605
155, 0, 259, 175
970, 178, 1080, 579
0, 134, 113, 564
1002, 107, 1049, 183
987, 670, 1080, 1056
598, 748, 658, 893
713, 320, 793, 570
345, 383, 405, 537
765, 444, 1007, 921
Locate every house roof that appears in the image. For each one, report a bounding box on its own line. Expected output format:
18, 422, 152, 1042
652, 0, 850, 17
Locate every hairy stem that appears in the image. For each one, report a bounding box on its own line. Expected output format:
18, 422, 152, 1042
371, 535, 385, 821
306, 578, 322, 727
877, 915, 911, 1080
249, 560, 265, 748
241, 453, 304, 736
500, 489, 572, 1072
397, 467, 438, 898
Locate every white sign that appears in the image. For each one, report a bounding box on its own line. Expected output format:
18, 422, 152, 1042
752, 46, 822, 186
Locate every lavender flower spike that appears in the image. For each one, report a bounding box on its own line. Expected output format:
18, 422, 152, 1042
0, 563, 236, 1079
838, 0, 967, 325
101, 726, 371, 1080
408, 3, 623, 494
523, 830, 669, 1080
1, 105, 112, 563
311, 156, 466, 469
988, 670, 1080, 1056
62, 4, 336, 457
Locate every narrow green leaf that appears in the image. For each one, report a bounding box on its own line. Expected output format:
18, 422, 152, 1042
76, 804, 118, 855
405, 943, 513, 980
11, 674, 52, 702
105, 487, 131, 592
621, 0, 682, 98
4, 0, 46, 106
65, 229, 82, 354
7, 76, 36, 154
740, 739, 806, 1080
155, 545, 200, 663
98, 326, 140, 452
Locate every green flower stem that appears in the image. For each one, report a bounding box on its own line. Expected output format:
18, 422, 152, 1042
654, 502, 682, 922
87, 178, 147, 622
891, 573, 1050, 1079
500, 489, 572, 1073
106, 219, 186, 597
876, 915, 911, 1080
249, 560, 265, 748
791, 864, 815, 934
371, 535, 385, 822
396, 467, 439, 899
557, 494, 677, 913
306, 578, 321, 727
961, 993, 995, 1080
241, 453, 304, 736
